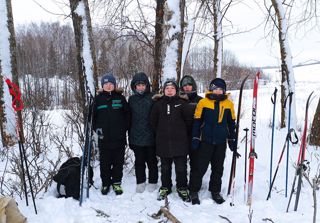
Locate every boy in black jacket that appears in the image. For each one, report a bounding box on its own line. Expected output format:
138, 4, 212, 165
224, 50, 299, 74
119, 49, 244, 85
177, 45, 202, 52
129, 72, 158, 193
150, 80, 192, 202
179, 75, 202, 203
93, 73, 130, 195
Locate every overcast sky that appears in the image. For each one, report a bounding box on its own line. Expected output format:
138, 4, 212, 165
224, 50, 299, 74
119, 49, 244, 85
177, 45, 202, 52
11, 0, 320, 68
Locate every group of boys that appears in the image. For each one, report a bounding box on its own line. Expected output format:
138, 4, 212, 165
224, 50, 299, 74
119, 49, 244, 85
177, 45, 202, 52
93, 72, 237, 205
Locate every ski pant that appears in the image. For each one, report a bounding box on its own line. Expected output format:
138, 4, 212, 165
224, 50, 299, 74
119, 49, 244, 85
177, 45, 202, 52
131, 145, 158, 184
189, 142, 226, 193
99, 143, 125, 187
189, 149, 199, 188
160, 156, 188, 189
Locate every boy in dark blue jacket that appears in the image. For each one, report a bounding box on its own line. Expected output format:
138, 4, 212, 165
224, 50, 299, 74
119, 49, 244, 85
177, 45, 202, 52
189, 78, 237, 205
129, 72, 158, 193
93, 73, 130, 195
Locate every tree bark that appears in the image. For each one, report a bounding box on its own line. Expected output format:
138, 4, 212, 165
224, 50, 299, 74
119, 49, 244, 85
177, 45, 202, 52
271, 0, 296, 128
153, 0, 165, 93
176, 0, 185, 83
69, 0, 98, 115
0, 0, 22, 146
213, 0, 223, 78
310, 97, 320, 146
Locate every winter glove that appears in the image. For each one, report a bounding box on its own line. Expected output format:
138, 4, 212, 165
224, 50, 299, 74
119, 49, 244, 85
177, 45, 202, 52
95, 128, 104, 140
191, 137, 201, 150
228, 139, 241, 158
92, 130, 99, 144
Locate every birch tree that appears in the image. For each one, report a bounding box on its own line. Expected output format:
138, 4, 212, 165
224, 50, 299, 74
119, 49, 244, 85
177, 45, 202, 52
162, 0, 185, 83
268, 0, 296, 128
0, 0, 21, 147
69, 0, 97, 111
212, 0, 223, 78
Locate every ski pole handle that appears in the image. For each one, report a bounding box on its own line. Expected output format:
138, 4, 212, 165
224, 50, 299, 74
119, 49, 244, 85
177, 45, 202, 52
283, 91, 294, 109
287, 128, 299, 145
271, 87, 278, 104
4, 77, 24, 111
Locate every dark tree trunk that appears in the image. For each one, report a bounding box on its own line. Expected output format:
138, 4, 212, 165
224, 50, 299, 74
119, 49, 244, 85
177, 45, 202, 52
176, 0, 185, 84
152, 0, 165, 93
310, 98, 320, 146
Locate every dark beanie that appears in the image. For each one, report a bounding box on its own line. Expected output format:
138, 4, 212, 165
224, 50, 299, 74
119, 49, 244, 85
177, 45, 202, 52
101, 73, 116, 87
163, 79, 178, 91
209, 78, 226, 92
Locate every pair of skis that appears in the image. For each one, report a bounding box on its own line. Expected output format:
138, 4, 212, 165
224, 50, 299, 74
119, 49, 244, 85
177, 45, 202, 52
227, 71, 260, 207
79, 61, 96, 206
286, 91, 314, 212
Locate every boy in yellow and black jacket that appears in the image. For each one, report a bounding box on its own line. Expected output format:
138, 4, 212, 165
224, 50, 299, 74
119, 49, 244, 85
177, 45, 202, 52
189, 78, 237, 205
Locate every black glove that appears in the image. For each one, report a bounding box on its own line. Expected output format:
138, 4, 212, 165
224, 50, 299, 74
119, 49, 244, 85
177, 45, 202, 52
191, 138, 201, 150
96, 128, 104, 139
228, 139, 241, 158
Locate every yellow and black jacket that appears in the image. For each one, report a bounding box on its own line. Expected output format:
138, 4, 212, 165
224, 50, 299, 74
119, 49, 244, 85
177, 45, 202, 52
192, 92, 236, 145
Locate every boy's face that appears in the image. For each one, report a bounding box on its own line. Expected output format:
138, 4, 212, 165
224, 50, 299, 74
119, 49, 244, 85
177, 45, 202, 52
103, 82, 115, 92
164, 85, 176, 97
136, 83, 146, 92
182, 84, 193, 93
212, 88, 224, 95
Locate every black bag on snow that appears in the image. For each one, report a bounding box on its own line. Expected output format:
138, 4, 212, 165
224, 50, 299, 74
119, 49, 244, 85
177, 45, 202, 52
53, 157, 93, 200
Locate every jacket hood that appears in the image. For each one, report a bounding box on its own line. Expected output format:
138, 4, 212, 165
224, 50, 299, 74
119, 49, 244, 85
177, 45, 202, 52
131, 72, 151, 93
180, 75, 197, 92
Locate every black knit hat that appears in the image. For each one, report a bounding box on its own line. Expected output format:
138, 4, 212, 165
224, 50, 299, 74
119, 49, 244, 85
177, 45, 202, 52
209, 78, 226, 92
163, 79, 178, 91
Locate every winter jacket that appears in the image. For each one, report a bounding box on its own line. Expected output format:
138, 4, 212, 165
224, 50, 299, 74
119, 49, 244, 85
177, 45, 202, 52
179, 75, 203, 135
192, 92, 236, 145
129, 72, 154, 146
93, 89, 130, 147
150, 94, 192, 158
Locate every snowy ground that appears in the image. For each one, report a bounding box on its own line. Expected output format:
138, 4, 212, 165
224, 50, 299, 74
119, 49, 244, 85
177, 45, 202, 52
15, 65, 320, 222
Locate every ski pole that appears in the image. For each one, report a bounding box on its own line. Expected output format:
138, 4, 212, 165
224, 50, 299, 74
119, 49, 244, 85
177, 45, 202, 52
284, 91, 293, 197
227, 75, 249, 202
266, 128, 298, 200
243, 128, 249, 203
4, 77, 37, 214
269, 87, 277, 195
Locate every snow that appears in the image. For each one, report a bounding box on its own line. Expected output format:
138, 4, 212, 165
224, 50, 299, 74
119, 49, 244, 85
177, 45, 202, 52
12, 64, 320, 223
0, 0, 18, 144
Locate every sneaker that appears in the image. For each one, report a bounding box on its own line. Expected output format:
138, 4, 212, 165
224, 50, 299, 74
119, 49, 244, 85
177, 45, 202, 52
177, 187, 191, 202
157, 187, 172, 200
147, 183, 158, 192
101, 185, 110, 195
211, 192, 225, 204
136, 183, 146, 193
190, 192, 200, 205
112, 183, 123, 195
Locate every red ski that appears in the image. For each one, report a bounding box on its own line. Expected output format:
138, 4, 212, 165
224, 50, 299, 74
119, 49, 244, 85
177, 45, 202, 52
247, 72, 260, 207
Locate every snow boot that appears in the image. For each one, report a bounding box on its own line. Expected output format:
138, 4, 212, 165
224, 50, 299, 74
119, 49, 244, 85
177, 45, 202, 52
147, 183, 157, 192
177, 187, 191, 202
136, 183, 146, 193
157, 187, 171, 200
112, 183, 123, 195
190, 192, 200, 205
101, 185, 110, 195
211, 192, 225, 204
